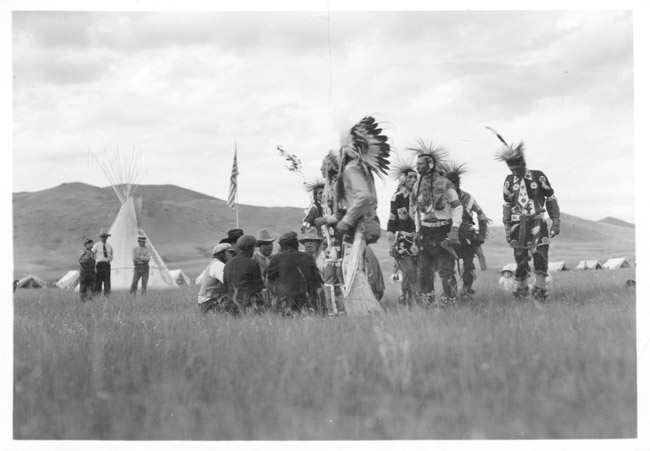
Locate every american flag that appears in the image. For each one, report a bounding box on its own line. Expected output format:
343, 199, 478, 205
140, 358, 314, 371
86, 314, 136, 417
226, 148, 238, 209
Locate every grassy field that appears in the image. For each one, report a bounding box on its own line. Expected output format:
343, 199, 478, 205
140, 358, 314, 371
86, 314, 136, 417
13, 268, 636, 440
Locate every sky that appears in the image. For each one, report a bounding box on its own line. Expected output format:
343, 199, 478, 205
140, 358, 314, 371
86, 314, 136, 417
8, 3, 639, 228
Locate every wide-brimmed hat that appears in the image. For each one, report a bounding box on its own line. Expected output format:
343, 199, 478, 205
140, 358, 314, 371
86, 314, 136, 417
299, 227, 323, 243
278, 231, 298, 245
83, 237, 93, 245
220, 228, 244, 244
256, 229, 275, 244
137, 234, 147, 242
98, 227, 112, 237
500, 265, 514, 275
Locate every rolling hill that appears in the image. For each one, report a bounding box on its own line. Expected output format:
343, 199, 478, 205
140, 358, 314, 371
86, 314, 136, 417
13, 183, 636, 282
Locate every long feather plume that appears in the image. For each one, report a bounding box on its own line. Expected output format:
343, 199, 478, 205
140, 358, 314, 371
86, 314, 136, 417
485, 126, 509, 147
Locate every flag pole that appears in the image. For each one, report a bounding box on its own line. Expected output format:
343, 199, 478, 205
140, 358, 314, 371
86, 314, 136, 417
235, 142, 239, 229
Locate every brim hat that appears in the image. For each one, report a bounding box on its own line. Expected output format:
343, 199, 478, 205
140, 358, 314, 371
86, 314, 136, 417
137, 234, 147, 242
299, 227, 323, 243
83, 238, 93, 245
407, 138, 449, 173
98, 227, 112, 237
487, 126, 526, 165
278, 231, 298, 245
256, 229, 275, 244
500, 265, 515, 275
212, 243, 232, 255
221, 228, 244, 244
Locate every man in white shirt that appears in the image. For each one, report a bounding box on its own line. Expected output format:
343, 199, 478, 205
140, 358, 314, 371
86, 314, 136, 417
197, 243, 235, 314
93, 228, 113, 296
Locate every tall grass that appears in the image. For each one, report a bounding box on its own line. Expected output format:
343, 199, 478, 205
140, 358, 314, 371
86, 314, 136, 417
14, 269, 636, 440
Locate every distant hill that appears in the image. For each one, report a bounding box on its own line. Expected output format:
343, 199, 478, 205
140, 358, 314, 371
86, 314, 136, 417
13, 182, 306, 280
13, 183, 636, 281
598, 217, 635, 230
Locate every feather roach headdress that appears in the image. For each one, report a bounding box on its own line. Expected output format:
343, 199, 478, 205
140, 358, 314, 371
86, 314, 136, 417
486, 126, 526, 165
339, 116, 391, 179
303, 177, 325, 201
388, 153, 417, 185
406, 138, 449, 174
439, 161, 468, 187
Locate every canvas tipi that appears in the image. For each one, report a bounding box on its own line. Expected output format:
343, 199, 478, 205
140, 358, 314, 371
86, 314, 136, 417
95, 151, 178, 290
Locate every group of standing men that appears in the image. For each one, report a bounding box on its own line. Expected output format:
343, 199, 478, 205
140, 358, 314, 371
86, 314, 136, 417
77, 229, 151, 302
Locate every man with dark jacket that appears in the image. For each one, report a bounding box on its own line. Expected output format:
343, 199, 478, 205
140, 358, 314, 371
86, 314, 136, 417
78, 237, 96, 302
265, 231, 324, 315
223, 234, 266, 313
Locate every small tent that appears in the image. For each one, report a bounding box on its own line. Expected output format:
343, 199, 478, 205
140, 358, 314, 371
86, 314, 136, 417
548, 261, 569, 272
56, 270, 80, 289
576, 260, 602, 270
16, 274, 47, 289
169, 269, 191, 286
603, 257, 633, 270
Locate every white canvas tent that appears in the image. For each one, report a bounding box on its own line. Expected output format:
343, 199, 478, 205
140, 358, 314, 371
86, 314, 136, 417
548, 261, 569, 271
95, 151, 178, 290
576, 260, 602, 270
56, 270, 80, 289
16, 274, 47, 289
603, 257, 633, 270
169, 269, 191, 286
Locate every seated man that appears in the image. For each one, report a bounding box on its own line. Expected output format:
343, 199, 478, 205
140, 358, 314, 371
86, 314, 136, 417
223, 235, 266, 314
265, 231, 324, 315
197, 243, 235, 314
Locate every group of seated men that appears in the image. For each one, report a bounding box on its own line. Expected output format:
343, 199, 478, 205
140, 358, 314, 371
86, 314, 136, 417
196, 227, 385, 316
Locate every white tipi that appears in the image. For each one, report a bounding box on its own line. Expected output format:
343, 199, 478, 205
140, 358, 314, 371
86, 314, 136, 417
95, 150, 178, 290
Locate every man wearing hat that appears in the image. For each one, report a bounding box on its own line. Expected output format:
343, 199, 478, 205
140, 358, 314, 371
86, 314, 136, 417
130, 234, 151, 295
265, 231, 324, 315
299, 227, 324, 276
253, 229, 276, 275
92, 227, 114, 297
197, 243, 236, 314
78, 237, 96, 302
223, 235, 266, 314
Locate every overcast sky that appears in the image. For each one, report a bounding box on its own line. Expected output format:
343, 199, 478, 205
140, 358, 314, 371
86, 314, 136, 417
10, 4, 639, 229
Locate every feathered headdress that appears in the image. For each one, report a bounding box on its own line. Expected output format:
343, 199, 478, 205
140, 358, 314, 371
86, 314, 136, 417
388, 153, 416, 185
406, 138, 449, 174
339, 116, 391, 179
486, 126, 526, 164
303, 177, 325, 201
439, 161, 468, 187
